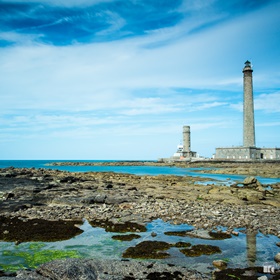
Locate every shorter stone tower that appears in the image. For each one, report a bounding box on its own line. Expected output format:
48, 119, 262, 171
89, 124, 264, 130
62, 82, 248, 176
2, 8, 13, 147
182, 126, 191, 156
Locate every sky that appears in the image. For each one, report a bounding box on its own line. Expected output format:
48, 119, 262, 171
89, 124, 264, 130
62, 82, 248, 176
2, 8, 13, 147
0, 0, 280, 160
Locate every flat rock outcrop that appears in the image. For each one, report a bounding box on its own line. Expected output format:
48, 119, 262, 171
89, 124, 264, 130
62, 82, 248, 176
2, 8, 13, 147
1, 258, 208, 280
1, 167, 280, 236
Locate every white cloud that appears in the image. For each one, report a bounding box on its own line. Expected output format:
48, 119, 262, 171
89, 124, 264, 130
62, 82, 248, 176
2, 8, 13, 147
255, 92, 280, 113
230, 91, 280, 113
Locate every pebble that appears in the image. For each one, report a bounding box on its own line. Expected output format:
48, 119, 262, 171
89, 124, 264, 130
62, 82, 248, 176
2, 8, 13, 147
274, 253, 280, 263
258, 276, 268, 280
212, 260, 227, 269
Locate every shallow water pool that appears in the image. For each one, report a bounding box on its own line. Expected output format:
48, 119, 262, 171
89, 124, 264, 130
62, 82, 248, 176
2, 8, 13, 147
0, 219, 279, 275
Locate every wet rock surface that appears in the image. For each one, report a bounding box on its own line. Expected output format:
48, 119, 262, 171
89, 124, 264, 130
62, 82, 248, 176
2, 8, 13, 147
213, 266, 280, 280
122, 240, 172, 259
179, 244, 221, 257
0, 216, 82, 242
0, 258, 208, 280
1, 166, 280, 235
112, 234, 141, 241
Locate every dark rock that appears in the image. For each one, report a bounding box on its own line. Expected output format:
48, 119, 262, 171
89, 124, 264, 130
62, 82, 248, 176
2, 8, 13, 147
213, 266, 267, 280
0, 216, 83, 242
180, 244, 221, 257
59, 176, 79, 183
111, 234, 141, 241
146, 271, 184, 280
164, 230, 193, 237
122, 241, 172, 259
174, 242, 191, 248
3, 192, 14, 200
208, 231, 231, 240
89, 220, 146, 233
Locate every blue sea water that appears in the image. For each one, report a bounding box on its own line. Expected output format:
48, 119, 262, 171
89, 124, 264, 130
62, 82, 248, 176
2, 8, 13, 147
0, 160, 279, 185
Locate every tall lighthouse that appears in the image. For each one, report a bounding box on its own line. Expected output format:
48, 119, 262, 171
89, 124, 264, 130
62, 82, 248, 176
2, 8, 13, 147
243, 60, 255, 147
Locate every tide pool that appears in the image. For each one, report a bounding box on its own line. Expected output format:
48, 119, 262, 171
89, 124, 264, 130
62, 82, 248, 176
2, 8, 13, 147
0, 219, 279, 275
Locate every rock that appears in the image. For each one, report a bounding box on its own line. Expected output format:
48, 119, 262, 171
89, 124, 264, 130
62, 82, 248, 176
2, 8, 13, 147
3, 192, 15, 200
243, 176, 257, 185
5, 258, 208, 280
258, 276, 268, 280
105, 196, 129, 204
274, 252, 280, 263
213, 260, 227, 269
81, 195, 106, 204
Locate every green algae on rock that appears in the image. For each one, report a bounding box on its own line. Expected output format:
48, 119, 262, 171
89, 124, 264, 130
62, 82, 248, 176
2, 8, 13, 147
180, 244, 221, 257
122, 241, 171, 259
0, 243, 80, 272
0, 217, 83, 242
112, 234, 141, 241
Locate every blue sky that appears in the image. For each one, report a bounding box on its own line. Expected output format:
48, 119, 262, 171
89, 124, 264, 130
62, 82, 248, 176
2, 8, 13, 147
0, 0, 280, 160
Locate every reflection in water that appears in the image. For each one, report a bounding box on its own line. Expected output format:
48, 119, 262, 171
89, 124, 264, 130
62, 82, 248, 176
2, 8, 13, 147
246, 230, 257, 266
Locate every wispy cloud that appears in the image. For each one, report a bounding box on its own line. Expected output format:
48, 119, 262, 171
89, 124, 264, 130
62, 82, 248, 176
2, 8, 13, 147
230, 92, 280, 113
255, 92, 280, 113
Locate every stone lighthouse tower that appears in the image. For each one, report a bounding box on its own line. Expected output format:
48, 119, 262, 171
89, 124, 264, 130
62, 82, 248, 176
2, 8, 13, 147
243, 60, 255, 147
215, 61, 280, 160
182, 125, 191, 157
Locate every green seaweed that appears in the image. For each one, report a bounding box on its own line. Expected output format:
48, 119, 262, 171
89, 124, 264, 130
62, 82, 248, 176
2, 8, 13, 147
0, 244, 80, 272
28, 243, 46, 250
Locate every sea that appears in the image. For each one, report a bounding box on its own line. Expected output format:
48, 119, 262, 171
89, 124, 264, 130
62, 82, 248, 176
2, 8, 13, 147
1, 160, 280, 275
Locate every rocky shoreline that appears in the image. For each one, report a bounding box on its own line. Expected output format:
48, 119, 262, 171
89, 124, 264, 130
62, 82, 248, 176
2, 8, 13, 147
1, 164, 280, 279
47, 160, 280, 178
